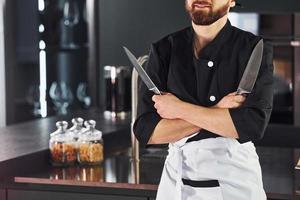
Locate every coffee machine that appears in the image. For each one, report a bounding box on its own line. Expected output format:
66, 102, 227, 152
104, 66, 132, 119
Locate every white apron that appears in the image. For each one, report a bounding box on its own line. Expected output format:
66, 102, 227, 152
155, 135, 266, 200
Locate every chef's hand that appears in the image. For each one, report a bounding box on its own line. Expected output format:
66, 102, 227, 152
152, 93, 182, 119
214, 92, 246, 109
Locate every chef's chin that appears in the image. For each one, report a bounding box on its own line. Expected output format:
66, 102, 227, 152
186, 3, 230, 26
190, 11, 222, 26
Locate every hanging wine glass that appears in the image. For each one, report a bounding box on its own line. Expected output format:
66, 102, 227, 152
76, 82, 91, 108
62, 0, 80, 48
63, 0, 79, 26
49, 81, 74, 115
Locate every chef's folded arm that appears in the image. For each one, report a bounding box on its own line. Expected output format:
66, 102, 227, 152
177, 43, 273, 142
133, 43, 201, 146
133, 41, 274, 146
229, 42, 274, 142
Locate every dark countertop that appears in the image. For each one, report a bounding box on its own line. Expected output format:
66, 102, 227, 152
13, 149, 159, 190
0, 109, 131, 162
1, 148, 161, 198
1, 116, 299, 164
256, 124, 300, 148
0, 110, 300, 199
6, 146, 299, 200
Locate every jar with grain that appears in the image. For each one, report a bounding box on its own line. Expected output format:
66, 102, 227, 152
49, 121, 77, 166
77, 120, 104, 165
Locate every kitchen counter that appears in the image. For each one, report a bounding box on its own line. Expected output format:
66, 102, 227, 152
0, 109, 131, 162
1, 146, 299, 200
0, 110, 300, 200
10, 148, 160, 199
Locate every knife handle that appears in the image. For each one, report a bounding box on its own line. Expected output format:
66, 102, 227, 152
236, 88, 249, 97
150, 87, 162, 95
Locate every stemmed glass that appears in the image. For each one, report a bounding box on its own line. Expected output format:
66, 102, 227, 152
49, 81, 74, 115
62, 0, 80, 48
76, 82, 91, 108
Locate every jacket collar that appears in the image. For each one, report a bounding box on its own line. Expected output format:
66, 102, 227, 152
169, 20, 233, 105
194, 20, 232, 60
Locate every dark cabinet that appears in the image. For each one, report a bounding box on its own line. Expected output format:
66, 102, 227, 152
4, 0, 99, 124
255, 14, 297, 125
7, 189, 147, 200
0, 189, 5, 200
294, 14, 300, 126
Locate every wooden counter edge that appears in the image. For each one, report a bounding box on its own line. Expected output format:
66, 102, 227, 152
14, 177, 158, 191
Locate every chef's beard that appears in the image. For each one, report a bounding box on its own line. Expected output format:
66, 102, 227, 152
185, 1, 230, 25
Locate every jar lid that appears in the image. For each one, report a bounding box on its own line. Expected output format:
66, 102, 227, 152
84, 120, 96, 129
79, 120, 102, 141
50, 131, 74, 142
71, 117, 84, 126
79, 131, 102, 141
56, 121, 68, 129
69, 117, 84, 134
50, 121, 74, 142
50, 121, 68, 137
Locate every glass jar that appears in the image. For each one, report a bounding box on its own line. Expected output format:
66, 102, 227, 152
79, 166, 104, 182
69, 117, 84, 142
77, 120, 104, 165
50, 167, 79, 180
49, 121, 77, 166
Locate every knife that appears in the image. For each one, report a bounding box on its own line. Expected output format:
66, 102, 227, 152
123, 47, 162, 95
236, 39, 264, 95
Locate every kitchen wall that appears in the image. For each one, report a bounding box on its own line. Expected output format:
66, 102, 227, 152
98, 0, 300, 70
0, 0, 6, 127
98, 0, 190, 106
2, 0, 299, 125
99, 0, 189, 66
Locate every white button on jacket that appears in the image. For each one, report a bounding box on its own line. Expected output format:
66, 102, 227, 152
208, 61, 214, 68
209, 95, 216, 102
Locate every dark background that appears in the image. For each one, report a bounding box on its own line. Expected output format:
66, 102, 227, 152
99, 0, 190, 67
4, 0, 300, 146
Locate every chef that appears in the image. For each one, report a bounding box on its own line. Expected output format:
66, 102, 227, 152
133, 0, 273, 199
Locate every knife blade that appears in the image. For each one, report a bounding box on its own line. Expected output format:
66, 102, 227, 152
123, 47, 161, 95
237, 39, 264, 95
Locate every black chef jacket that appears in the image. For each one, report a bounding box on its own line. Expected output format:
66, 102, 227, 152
133, 20, 274, 146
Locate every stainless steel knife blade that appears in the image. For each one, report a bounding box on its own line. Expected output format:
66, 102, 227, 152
123, 47, 161, 95
237, 39, 264, 95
